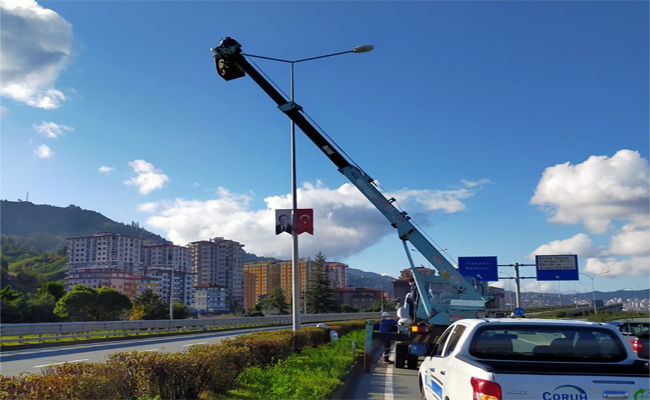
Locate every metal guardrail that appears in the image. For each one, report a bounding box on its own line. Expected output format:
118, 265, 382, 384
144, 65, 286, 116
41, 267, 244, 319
0, 313, 379, 344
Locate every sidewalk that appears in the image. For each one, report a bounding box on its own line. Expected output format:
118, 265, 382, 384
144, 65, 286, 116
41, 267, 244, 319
334, 343, 420, 400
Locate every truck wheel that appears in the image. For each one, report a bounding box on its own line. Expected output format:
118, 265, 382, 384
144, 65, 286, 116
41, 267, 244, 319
395, 343, 407, 368
407, 352, 419, 370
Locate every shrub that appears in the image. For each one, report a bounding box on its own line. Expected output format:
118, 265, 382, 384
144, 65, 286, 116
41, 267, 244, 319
186, 343, 253, 395
1, 362, 125, 400
0, 320, 368, 400
227, 330, 295, 366
226, 329, 365, 400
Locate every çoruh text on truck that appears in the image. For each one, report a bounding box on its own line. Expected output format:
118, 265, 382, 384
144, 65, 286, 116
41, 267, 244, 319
211, 37, 494, 368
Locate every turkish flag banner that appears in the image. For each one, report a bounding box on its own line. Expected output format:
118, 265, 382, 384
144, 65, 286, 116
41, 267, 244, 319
296, 209, 314, 235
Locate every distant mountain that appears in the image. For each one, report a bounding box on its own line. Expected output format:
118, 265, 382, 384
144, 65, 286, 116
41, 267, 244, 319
348, 267, 397, 296
1, 200, 170, 247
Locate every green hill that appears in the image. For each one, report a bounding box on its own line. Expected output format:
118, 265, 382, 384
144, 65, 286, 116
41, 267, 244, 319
1, 200, 170, 245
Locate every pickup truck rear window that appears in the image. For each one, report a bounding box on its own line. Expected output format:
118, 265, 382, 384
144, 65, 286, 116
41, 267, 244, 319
468, 325, 627, 363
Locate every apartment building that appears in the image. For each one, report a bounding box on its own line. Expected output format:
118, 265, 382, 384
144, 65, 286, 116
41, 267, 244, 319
326, 262, 349, 288
333, 287, 383, 309
189, 237, 244, 310
67, 232, 143, 272
143, 243, 195, 306
242, 261, 282, 310
279, 259, 317, 312
123, 274, 159, 298
65, 233, 145, 291
242, 258, 318, 311
194, 283, 228, 313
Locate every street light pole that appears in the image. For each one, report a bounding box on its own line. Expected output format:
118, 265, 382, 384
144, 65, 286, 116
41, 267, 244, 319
580, 271, 609, 316
245, 45, 374, 331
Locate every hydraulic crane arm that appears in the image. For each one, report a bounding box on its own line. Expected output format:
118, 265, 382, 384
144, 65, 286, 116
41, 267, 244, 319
211, 38, 486, 303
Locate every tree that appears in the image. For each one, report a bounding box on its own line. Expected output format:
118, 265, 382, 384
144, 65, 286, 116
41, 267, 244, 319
54, 285, 99, 321
306, 252, 338, 314
340, 304, 359, 313
227, 294, 243, 314
1, 285, 25, 323
0, 258, 9, 289
37, 281, 66, 302
244, 303, 265, 317
24, 292, 62, 323
95, 287, 132, 320
1, 285, 22, 302
265, 287, 289, 314
172, 301, 190, 320
130, 288, 168, 320
54, 285, 131, 321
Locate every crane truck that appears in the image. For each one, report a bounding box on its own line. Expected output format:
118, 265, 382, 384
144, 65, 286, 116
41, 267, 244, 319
210, 37, 494, 368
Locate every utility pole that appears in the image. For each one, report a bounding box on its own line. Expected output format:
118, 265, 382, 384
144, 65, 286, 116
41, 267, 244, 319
498, 262, 536, 308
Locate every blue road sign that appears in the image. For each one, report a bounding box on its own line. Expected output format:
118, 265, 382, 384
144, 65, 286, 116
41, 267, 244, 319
458, 256, 498, 281
513, 307, 525, 316
535, 255, 579, 281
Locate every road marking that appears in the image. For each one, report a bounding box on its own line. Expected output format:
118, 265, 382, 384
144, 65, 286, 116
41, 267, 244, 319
384, 353, 394, 400
183, 342, 208, 347
33, 359, 89, 368
141, 349, 159, 352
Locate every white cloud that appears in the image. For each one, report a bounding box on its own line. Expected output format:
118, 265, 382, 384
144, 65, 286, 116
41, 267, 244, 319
584, 256, 649, 277
391, 178, 490, 214
608, 223, 650, 257
33, 144, 52, 158
530, 150, 649, 234
529, 150, 650, 279
0, 0, 73, 109
137, 202, 159, 213
140, 180, 483, 261
461, 178, 492, 188
98, 166, 114, 175
124, 160, 170, 195
528, 233, 601, 260
33, 121, 73, 138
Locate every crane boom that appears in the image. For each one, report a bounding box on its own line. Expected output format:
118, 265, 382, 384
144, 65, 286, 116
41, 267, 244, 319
211, 38, 490, 325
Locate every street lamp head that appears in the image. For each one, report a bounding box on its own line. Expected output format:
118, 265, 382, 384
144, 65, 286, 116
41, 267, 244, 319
352, 45, 374, 53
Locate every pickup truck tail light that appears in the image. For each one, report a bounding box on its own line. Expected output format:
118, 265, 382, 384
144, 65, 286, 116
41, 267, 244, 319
411, 325, 429, 333
630, 338, 643, 354
470, 377, 501, 400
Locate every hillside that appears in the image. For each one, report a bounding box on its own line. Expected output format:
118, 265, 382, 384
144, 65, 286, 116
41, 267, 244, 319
1, 200, 170, 246
348, 268, 396, 296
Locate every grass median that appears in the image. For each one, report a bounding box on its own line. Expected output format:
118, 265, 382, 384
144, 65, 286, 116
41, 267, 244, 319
218, 329, 364, 400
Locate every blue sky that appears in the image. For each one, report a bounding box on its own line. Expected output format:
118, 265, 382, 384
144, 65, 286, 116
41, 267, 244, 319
1, 0, 648, 296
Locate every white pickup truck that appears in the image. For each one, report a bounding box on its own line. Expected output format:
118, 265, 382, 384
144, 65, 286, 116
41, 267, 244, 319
410, 318, 650, 400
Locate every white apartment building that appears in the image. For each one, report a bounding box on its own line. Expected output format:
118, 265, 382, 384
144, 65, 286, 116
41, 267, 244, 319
189, 237, 244, 310
194, 283, 228, 313
65, 233, 145, 291
143, 244, 195, 306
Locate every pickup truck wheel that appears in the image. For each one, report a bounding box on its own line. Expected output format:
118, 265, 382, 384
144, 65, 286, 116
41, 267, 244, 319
395, 343, 407, 368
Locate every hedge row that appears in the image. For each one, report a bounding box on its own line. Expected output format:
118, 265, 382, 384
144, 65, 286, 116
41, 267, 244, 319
1, 321, 367, 400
